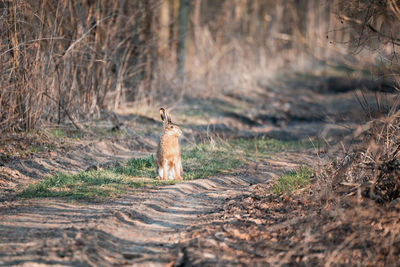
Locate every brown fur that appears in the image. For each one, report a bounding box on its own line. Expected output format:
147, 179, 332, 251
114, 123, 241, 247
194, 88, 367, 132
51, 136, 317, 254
156, 108, 183, 180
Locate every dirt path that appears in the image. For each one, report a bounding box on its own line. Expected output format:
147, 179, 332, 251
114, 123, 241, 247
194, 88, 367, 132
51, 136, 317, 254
0, 150, 318, 266
2, 74, 396, 266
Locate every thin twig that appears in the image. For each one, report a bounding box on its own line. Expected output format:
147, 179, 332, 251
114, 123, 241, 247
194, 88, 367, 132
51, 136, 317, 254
62, 15, 114, 58
0, 37, 65, 57
42, 92, 82, 130
338, 14, 400, 46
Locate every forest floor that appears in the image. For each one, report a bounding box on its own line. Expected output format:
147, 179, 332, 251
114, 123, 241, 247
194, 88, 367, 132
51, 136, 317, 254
0, 70, 398, 266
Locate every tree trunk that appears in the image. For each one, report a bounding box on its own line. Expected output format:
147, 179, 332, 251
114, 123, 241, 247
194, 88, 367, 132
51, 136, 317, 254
176, 0, 190, 83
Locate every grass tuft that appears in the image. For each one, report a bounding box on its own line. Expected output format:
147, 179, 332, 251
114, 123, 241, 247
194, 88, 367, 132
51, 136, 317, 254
114, 157, 156, 177
182, 142, 242, 180
49, 129, 67, 138
273, 166, 313, 195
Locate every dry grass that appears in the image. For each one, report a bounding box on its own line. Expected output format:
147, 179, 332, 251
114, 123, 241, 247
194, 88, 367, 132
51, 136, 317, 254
0, 0, 161, 132
305, 98, 400, 265
319, 98, 400, 204
1, 0, 383, 134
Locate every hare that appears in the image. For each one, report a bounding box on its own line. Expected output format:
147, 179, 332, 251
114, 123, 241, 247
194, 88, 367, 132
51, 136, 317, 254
156, 108, 183, 180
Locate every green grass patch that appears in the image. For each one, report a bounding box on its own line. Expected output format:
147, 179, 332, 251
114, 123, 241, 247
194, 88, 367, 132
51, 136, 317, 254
272, 166, 313, 195
114, 157, 156, 177
182, 142, 242, 180
232, 138, 320, 157
49, 129, 67, 138
182, 136, 319, 180
19, 137, 319, 200
18, 156, 169, 200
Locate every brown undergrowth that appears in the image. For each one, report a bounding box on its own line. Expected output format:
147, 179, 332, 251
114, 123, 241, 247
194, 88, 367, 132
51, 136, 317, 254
174, 102, 400, 266
310, 99, 400, 265
176, 185, 400, 266
319, 100, 400, 204
176, 178, 400, 266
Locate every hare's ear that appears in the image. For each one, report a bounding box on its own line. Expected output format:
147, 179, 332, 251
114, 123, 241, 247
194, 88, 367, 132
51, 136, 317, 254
165, 112, 172, 124
160, 108, 167, 122
160, 107, 172, 124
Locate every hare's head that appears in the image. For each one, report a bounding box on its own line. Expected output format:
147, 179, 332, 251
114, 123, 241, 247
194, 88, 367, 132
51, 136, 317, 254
160, 108, 182, 137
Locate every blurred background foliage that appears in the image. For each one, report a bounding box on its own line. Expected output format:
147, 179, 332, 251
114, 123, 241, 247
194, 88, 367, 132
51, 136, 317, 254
0, 0, 399, 132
